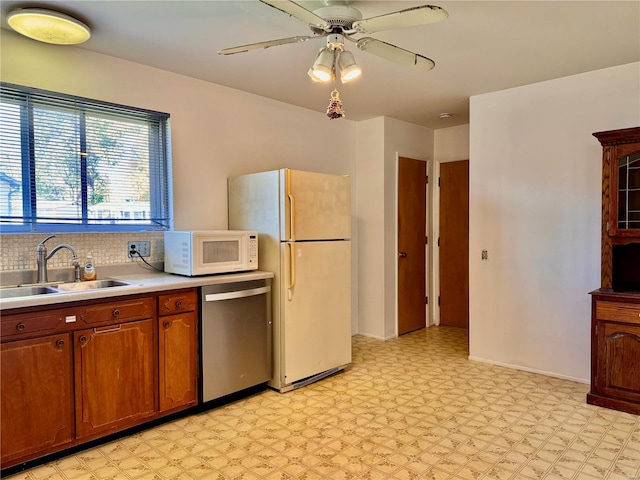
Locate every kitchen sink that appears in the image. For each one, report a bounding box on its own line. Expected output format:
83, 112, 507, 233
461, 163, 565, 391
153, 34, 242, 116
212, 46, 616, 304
54, 279, 132, 291
0, 285, 59, 299
0, 279, 135, 300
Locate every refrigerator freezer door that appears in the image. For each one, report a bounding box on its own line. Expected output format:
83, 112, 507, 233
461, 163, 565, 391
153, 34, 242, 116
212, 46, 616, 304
280, 169, 351, 242
280, 240, 351, 385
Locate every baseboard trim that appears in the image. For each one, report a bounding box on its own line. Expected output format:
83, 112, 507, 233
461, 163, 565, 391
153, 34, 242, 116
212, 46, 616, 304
468, 355, 589, 384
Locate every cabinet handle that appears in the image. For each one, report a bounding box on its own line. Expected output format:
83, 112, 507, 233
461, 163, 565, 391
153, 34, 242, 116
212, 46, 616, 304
113, 309, 120, 317
94, 325, 121, 334
175, 300, 182, 308
16, 323, 26, 332
79, 335, 87, 344
56, 339, 65, 348
163, 321, 171, 329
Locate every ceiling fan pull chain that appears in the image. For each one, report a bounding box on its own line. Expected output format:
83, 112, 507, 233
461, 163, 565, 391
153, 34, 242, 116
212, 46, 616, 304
326, 89, 346, 120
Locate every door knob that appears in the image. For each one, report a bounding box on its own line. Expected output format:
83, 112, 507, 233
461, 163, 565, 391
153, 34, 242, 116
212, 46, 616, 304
398, 252, 407, 258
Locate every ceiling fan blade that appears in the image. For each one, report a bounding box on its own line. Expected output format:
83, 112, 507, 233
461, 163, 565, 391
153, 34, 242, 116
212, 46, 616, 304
352, 5, 448, 34
356, 37, 435, 71
218, 36, 311, 55
259, 0, 330, 30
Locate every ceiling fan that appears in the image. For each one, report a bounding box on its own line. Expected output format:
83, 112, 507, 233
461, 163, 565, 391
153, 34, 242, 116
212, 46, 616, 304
218, 0, 448, 83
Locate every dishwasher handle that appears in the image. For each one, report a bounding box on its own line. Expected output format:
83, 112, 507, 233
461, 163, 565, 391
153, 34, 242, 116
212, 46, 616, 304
204, 285, 271, 302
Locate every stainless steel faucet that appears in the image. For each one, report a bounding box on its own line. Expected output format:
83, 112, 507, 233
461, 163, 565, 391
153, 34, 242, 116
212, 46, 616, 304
36, 235, 81, 283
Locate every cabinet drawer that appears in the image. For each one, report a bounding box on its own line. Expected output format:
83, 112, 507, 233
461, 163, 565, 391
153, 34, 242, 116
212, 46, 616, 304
158, 290, 197, 316
596, 301, 640, 324
1, 309, 80, 339
80, 297, 154, 325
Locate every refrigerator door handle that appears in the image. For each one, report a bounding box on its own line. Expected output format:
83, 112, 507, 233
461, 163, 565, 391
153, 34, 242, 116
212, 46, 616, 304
288, 192, 295, 241
286, 169, 295, 241
288, 242, 296, 301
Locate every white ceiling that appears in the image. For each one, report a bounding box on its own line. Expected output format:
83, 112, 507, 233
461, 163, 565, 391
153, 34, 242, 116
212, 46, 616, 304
1, 1, 639, 129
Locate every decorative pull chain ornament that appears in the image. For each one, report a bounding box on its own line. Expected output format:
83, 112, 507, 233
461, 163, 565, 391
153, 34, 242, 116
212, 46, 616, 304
326, 89, 346, 119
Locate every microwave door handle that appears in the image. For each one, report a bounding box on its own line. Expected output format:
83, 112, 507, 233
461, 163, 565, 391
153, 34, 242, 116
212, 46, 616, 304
288, 242, 296, 301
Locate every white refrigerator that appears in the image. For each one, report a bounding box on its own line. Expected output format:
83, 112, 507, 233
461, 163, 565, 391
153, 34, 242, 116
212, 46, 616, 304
228, 168, 351, 392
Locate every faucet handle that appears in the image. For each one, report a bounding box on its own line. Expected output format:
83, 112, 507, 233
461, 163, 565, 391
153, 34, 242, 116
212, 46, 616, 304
37, 234, 56, 248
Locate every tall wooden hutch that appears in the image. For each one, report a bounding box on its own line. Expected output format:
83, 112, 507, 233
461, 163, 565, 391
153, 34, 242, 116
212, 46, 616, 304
588, 126, 640, 415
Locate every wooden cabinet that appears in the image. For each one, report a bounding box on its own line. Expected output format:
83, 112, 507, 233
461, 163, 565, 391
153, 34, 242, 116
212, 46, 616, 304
1, 334, 74, 464
75, 319, 157, 439
589, 126, 640, 415
73, 296, 157, 439
587, 293, 640, 415
158, 290, 198, 412
593, 127, 640, 290
1, 288, 199, 470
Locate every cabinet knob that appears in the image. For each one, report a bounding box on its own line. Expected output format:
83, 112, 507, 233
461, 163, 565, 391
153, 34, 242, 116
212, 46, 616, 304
163, 321, 171, 329
79, 335, 87, 344
56, 339, 65, 348
16, 323, 26, 332
113, 309, 120, 317
176, 301, 182, 308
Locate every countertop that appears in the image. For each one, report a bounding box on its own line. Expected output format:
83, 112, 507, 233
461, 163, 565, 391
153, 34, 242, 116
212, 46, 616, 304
0, 270, 274, 311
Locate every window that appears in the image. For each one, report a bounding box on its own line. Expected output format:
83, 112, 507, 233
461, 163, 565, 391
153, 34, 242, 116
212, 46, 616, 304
0, 83, 171, 232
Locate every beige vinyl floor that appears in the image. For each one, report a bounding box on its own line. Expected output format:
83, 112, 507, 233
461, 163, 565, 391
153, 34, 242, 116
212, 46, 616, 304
5, 326, 640, 480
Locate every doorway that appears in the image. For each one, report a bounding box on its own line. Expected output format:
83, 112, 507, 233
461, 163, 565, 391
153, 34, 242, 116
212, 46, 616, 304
439, 160, 469, 328
397, 156, 427, 335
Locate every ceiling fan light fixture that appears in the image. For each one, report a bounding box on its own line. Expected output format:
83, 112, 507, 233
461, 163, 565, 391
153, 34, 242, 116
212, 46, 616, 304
6, 8, 91, 45
310, 47, 335, 82
338, 50, 361, 83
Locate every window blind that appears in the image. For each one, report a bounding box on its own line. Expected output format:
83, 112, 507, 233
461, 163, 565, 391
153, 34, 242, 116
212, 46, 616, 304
0, 83, 171, 232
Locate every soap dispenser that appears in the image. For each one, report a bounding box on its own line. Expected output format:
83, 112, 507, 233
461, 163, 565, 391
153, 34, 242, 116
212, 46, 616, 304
83, 253, 97, 281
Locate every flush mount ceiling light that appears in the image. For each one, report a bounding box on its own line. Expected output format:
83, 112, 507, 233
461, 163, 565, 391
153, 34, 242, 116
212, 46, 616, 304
6, 8, 91, 45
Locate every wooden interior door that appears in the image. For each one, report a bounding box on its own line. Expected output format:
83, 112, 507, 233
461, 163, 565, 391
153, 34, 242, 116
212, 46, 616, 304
439, 160, 469, 328
398, 157, 427, 335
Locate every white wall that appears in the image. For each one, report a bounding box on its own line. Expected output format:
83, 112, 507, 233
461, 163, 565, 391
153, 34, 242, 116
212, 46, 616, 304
356, 118, 386, 338
0, 32, 357, 229
356, 117, 433, 339
0, 31, 360, 330
469, 62, 640, 382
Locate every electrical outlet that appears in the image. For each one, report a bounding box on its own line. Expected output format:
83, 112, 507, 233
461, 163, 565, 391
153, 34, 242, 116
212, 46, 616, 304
128, 241, 150, 258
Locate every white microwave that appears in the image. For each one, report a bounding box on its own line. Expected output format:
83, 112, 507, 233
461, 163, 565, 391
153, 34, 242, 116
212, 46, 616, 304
163, 230, 258, 276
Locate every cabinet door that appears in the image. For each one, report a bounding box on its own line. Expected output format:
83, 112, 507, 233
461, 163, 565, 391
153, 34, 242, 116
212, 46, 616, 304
159, 312, 198, 411
598, 321, 640, 403
1, 334, 74, 466
74, 319, 156, 439
610, 145, 640, 237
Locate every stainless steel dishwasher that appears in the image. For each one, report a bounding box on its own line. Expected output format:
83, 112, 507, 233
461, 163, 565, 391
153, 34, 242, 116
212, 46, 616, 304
200, 279, 272, 402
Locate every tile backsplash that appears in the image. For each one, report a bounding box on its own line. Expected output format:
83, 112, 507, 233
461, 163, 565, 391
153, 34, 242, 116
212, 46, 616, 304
0, 232, 164, 272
